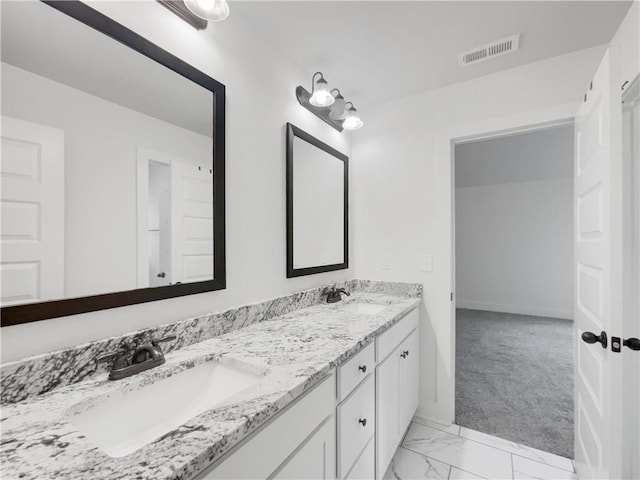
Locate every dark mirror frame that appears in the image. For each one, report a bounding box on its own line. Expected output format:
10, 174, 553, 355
286, 123, 348, 278
1, 0, 226, 327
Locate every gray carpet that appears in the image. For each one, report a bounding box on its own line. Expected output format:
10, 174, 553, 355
455, 308, 574, 459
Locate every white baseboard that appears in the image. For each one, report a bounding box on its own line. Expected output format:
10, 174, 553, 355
414, 409, 453, 428
456, 300, 573, 320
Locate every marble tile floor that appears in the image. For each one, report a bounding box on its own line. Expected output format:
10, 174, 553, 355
383, 417, 577, 480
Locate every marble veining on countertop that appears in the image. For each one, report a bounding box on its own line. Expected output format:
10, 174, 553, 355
0, 292, 420, 480
1, 279, 421, 404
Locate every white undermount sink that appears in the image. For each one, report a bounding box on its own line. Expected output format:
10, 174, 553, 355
66, 361, 264, 458
336, 302, 388, 315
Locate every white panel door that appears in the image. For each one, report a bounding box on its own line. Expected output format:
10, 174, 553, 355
170, 161, 213, 284
574, 50, 624, 479
1, 116, 64, 306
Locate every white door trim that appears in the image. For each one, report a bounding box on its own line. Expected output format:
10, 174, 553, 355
450, 115, 575, 416
135, 147, 182, 288
418, 101, 579, 424
621, 74, 640, 480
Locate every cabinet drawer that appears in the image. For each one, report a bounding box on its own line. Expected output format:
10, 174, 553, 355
337, 375, 374, 478
338, 342, 374, 401
376, 307, 418, 362
345, 437, 374, 480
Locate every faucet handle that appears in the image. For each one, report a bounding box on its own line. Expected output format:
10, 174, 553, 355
151, 335, 177, 349
95, 348, 129, 370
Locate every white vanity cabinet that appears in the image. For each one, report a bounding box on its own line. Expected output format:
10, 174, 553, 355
398, 330, 419, 430
195, 305, 419, 480
375, 309, 419, 479
339, 307, 419, 480
336, 346, 375, 479
197, 373, 336, 480
272, 416, 336, 480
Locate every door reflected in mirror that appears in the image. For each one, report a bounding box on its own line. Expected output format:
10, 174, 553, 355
286, 123, 348, 277
138, 149, 214, 289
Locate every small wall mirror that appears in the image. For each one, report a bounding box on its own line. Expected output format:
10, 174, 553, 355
286, 123, 348, 277
0, 1, 225, 326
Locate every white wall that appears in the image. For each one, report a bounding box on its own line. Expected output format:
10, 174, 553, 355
454, 126, 574, 319
351, 45, 606, 424
456, 178, 574, 319
1, 1, 352, 362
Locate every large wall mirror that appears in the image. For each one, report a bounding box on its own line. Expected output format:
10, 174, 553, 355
286, 123, 348, 277
0, 1, 226, 326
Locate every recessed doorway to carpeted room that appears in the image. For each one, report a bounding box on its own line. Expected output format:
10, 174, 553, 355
453, 124, 575, 459
454, 309, 574, 458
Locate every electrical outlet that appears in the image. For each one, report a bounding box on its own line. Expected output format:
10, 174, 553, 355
382, 254, 392, 270
420, 254, 433, 272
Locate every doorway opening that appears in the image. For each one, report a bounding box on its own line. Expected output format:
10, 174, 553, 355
453, 122, 575, 459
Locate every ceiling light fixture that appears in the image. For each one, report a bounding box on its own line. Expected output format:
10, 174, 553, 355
295, 73, 363, 132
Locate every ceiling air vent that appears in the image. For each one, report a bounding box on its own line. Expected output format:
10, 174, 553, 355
458, 34, 520, 67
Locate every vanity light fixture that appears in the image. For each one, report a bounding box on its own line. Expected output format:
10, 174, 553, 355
342, 103, 364, 131
157, 0, 229, 30
328, 89, 346, 120
184, 0, 229, 22
296, 73, 364, 132
309, 72, 334, 107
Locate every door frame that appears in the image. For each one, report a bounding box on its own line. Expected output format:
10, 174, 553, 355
135, 147, 184, 288
424, 102, 579, 425
621, 74, 640, 479
449, 115, 574, 418
438, 91, 635, 472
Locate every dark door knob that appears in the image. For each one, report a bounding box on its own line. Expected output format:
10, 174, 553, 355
358, 365, 367, 373
358, 418, 367, 427
582, 331, 608, 349
157, 272, 166, 278
623, 337, 640, 351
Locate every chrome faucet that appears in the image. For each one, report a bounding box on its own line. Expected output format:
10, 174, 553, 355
96, 335, 176, 380
325, 286, 351, 303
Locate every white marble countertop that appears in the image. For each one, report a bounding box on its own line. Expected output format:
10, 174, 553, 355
0, 293, 420, 479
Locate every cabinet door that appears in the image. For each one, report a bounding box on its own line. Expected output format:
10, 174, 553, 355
199, 375, 335, 480
345, 438, 374, 480
399, 329, 419, 432
272, 416, 336, 480
375, 351, 400, 479
337, 374, 374, 478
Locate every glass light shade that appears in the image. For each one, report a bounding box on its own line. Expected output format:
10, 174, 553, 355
329, 93, 346, 120
184, 0, 230, 22
342, 106, 363, 130
309, 78, 335, 107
